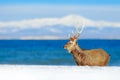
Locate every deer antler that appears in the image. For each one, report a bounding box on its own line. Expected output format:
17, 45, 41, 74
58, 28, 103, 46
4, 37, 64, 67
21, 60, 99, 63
77, 21, 85, 37
69, 21, 85, 39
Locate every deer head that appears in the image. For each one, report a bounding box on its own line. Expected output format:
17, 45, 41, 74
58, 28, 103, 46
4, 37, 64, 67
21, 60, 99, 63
64, 22, 85, 53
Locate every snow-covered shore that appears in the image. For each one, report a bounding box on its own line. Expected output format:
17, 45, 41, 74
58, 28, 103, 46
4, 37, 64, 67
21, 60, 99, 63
0, 65, 120, 80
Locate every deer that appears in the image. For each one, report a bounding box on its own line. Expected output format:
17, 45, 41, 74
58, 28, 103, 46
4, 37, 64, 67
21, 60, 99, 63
64, 22, 110, 66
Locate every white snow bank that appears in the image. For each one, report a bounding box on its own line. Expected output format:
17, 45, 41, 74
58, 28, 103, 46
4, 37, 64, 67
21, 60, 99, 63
0, 65, 120, 80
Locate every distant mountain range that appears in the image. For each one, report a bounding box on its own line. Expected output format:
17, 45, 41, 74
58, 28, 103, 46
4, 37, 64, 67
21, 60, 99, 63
0, 15, 120, 39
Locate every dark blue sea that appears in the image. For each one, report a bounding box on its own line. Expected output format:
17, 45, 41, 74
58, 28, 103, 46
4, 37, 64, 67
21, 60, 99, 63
0, 40, 120, 66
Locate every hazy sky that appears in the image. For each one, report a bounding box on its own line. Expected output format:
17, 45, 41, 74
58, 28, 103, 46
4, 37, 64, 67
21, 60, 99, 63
0, 0, 120, 39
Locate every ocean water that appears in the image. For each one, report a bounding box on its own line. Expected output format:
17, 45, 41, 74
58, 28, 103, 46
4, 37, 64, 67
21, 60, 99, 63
0, 40, 120, 66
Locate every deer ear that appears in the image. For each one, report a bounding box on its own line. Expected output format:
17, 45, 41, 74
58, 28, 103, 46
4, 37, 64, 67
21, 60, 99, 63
76, 37, 78, 40
70, 37, 74, 41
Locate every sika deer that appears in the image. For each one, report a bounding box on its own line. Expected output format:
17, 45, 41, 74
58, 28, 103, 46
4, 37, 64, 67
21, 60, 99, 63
64, 23, 110, 66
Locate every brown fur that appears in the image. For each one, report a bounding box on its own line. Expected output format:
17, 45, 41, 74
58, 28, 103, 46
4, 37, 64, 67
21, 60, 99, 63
64, 39, 110, 66
64, 24, 110, 66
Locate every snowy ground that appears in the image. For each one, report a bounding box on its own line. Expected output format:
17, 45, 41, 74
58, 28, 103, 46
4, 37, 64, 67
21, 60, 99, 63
0, 65, 120, 80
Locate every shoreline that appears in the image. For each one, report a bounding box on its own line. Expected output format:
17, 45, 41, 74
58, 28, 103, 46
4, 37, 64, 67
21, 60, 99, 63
0, 65, 119, 80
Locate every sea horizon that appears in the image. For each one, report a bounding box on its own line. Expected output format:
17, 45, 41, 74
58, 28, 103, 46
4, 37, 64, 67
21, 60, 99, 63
0, 38, 120, 40
0, 39, 119, 66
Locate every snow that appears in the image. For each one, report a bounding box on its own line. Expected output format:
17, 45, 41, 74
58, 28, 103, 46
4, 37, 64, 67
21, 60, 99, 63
0, 65, 120, 80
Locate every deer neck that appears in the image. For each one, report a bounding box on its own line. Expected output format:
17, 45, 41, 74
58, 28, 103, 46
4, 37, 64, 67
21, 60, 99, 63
71, 43, 83, 56
71, 44, 84, 65
75, 43, 83, 52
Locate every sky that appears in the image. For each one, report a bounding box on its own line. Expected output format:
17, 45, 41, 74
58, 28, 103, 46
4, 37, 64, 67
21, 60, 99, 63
0, 0, 120, 39
0, 0, 120, 5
